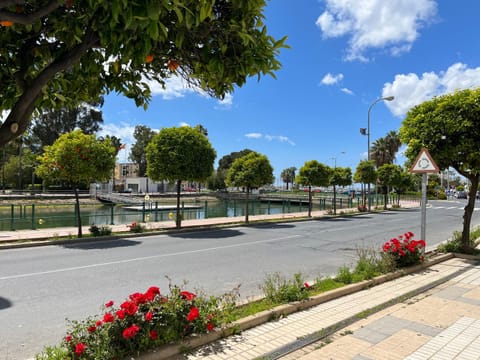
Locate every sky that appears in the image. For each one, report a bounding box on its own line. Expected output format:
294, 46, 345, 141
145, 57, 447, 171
97, 0, 480, 185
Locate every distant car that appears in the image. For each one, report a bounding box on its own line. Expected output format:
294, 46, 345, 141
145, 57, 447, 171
456, 191, 467, 199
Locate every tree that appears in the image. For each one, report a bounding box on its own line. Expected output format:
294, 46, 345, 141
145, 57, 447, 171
130, 125, 156, 177
0, 1, 287, 147
400, 88, 480, 252
376, 164, 402, 209
29, 101, 104, 153
280, 167, 296, 190
225, 152, 274, 223
354, 160, 377, 210
213, 149, 254, 190
330, 166, 352, 214
3, 148, 36, 189
146, 126, 216, 228
371, 131, 401, 167
296, 160, 331, 217
36, 130, 116, 238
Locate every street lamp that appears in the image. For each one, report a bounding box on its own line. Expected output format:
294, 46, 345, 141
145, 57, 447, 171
362, 96, 394, 211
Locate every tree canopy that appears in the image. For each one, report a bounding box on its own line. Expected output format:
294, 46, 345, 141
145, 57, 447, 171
0, 1, 287, 146
400, 88, 480, 250
146, 126, 216, 228
225, 151, 273, 223
130, 125, 156, 177
296, 160, 331, 217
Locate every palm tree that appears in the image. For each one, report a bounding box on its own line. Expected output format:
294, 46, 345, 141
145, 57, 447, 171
280, 167, 296, 190
371, 131, 401, 167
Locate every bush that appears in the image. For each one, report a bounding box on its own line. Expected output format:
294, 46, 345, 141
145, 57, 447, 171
382, 231, 425, 268
36, 283, 239, 360
89, 224, 112, 237
127, 222, 146, 233
336, 266, 353, 284
261, 272, 309, 303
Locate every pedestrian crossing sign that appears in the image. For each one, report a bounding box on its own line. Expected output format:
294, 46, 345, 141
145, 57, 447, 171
410, 147, 439, 173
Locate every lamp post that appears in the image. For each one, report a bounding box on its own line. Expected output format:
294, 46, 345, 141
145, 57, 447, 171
363, 96, 394, 211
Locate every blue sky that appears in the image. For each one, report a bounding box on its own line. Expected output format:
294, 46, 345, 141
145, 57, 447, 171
99, 0, 480, 185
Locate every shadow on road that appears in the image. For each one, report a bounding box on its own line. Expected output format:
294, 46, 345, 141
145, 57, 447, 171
249, 223, 296, 229
60, 238, 142, 250
0, 296, 12, 310
169, 229, 243, 239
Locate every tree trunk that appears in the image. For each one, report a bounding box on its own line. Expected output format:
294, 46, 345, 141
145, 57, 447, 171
308, 185, 312, 217
245, 187, 250, 223
176, 180, 182, 229
74, 187, 82, 238
333, 184, 337, 215
462, 175, 479, 252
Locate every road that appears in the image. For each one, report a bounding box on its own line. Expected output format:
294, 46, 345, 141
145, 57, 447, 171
1, 199, 479, 359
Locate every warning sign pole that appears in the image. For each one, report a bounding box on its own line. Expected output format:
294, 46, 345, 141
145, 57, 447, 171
410, 148, 439, 244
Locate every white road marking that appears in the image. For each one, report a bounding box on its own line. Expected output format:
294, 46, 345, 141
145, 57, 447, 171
0, 234, 301, 281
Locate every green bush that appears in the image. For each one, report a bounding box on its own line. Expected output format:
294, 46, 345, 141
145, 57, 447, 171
89, 224, 112, 237
127, 222, 146, 233
261, 272, 309, 303
336, 266, 353, 284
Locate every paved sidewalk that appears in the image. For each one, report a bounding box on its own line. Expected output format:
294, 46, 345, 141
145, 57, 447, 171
171, 257, 480, 360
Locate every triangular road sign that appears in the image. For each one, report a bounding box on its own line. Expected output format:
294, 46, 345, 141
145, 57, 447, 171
410, 147, 439, 173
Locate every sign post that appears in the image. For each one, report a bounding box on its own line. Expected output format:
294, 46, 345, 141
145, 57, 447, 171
410, 148, 439, 244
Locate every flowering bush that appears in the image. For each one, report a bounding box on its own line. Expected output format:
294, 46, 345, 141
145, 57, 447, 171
382, 231, 426, 268
39, 283, 239, 359
128, 222, 145, 233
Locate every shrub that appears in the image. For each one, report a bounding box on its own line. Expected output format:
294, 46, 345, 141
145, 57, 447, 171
128, 222, 146, 233
336, 266, 353, 284
89, 224, 112, 237
261, 272, 309, 303
382, 231, 425, 268
36, 283, 239, 360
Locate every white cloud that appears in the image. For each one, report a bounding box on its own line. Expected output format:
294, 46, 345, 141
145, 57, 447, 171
179, 122, 190, 127
98, 122, 136, 162
245, 133, 295, 146
316, 0, 437, 61
146, 76, 198, 100
321, 72, 344, 85
216, 93, 233, 109
341, 87, 354, 95
382, 62, 480, 117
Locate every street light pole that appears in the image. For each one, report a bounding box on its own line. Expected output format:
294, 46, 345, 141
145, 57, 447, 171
366, 96, 394, 211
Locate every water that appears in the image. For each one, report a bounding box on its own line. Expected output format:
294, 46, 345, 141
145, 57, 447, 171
0, 199, 323, 231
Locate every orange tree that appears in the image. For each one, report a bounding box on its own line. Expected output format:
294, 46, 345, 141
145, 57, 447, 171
225, 151, 274, 223
0, 1, 287, 146
36, 130, 116, 237
146, 126, 216, 229
296, 160, 331, 217
400, 88, 480, 252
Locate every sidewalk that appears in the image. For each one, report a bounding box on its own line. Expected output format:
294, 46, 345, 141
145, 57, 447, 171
170, 256, 480, 360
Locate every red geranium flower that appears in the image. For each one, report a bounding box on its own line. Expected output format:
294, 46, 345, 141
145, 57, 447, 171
207, 322, 214, 332
95, 320, 103, 327
103, 313, 115, 323
181, 291, 196, 301
116, 309, 126, 320
65, 334, 72, 342
120, 300, 138, 316
87, 325, 96, 333
186, 307, 200, 322
129, 292, 147, 305
105, 300, 114, 307
75, 342, 86, 355
303, 282, 311, 289
122, 324, 140, 339
149, 329, 158, 340
145, 311, 154, 321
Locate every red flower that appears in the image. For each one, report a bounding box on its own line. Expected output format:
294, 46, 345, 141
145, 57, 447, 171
149, 329, 158, 340
122, 324, 140, 339
129, 292, 147, 305
181, 291, 196, 301
105, 300, 114, 307
103, 313, 115, 323
65, 334, 72, 342
207, 322, 214, 332
116, 309, 126, 320
145, 311, 154, 321
186, 307, 200, 322
303, 282, 311, 289
147, 286, 160, 296
95, 320, 103, 327
75, 342, 86, 355
120, 301, 138, 316
88, 325, 96, 333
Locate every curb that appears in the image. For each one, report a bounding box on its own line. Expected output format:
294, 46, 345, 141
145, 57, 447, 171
134, 253, 457, 360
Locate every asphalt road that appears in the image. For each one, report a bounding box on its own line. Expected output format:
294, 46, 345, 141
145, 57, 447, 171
1, 199, 479, 359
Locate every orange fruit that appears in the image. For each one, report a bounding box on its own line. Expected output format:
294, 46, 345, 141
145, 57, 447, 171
65, 0, 74, 8
0, 21, 14, 27
145, 54, 154, 63
167, 60, 179, 71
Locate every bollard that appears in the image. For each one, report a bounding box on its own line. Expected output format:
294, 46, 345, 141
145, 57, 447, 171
31, 204, 36, 230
